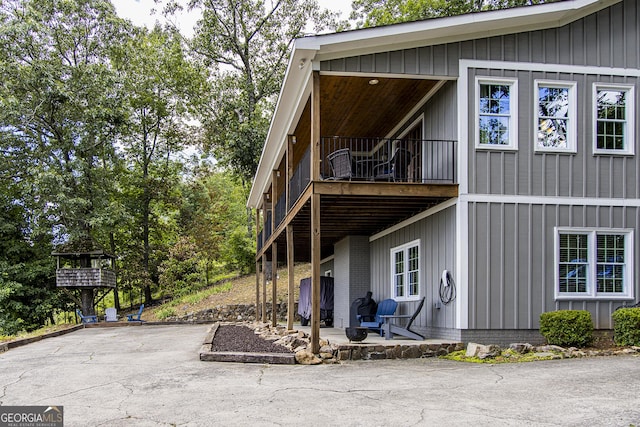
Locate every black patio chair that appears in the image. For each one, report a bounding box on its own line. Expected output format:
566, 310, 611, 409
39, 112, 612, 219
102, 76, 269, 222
327, 148, 353, 180
373, 147, 411, 181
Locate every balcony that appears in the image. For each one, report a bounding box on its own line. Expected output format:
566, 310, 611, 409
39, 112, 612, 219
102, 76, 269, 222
320, 137, 455, 183
256, 136, 458, 260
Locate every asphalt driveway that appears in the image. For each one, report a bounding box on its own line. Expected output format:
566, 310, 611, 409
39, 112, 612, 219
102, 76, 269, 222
1, 324, 639, 426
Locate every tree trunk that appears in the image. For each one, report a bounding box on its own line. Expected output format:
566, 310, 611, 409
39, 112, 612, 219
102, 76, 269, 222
109, 232, 121, 310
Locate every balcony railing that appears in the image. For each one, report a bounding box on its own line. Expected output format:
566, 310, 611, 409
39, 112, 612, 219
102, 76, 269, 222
257, 137, 457, 253
289, 146, 311, 209
320, 137, 456, 183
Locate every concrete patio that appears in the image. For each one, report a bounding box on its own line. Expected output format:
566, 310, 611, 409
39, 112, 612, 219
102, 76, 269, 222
1, 324, 640, 426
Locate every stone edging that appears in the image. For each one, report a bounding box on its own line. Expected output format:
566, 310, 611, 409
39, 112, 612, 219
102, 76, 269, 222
0, 325, 84, 353
199, 323, 296, 364
206, 322, 464, 365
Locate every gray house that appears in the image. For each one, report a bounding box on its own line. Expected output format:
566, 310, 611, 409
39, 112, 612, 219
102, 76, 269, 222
247, 0, 640, 350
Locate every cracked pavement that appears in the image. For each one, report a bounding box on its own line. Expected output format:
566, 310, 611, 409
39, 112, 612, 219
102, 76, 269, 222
1, 325, 640, 426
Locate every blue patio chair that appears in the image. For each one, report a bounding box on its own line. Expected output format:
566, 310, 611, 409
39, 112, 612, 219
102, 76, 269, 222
358, 299, 398, 336
76, 309, 98, 324
127, 304, 145, 322
380, 297, 426, 340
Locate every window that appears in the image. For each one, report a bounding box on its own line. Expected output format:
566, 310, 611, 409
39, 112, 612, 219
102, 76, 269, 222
476, 78, 518, 149
535, 81, 577, 152
556, 228, 634, 299
391, 240, 420, 300
593, 84, 635, 155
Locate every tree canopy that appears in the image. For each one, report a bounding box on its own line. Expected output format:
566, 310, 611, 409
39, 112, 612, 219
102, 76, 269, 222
350, 0, 557, 28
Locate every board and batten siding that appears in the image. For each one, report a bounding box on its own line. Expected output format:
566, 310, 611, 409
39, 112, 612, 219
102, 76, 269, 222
321, 1, 640, 76
369, 206, 457, 332
466, 68, 640, 198
469, 202, 639, 330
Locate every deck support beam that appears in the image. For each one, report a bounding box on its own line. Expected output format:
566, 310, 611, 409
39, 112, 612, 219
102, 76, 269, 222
271, 242, 278, 327
310, 70, 321, 354
261, 253, 267, 323
286, 225, 295, 331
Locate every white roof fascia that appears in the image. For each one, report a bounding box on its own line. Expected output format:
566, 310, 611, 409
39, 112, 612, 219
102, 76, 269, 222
247, 0, 620, 208
297, 0, 620, 62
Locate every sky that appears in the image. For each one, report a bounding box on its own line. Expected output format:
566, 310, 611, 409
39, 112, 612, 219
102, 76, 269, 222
111, 0, 353, 37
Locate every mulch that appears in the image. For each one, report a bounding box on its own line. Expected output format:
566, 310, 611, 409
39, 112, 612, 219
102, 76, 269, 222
211, 325, 292, 354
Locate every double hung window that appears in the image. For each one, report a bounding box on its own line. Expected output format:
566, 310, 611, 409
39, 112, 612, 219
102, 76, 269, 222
593, 84, 635, 155
556, 228, 633, 299
476, 78, 518, 149
391, 240, 420, 301
535, 81, 576, 152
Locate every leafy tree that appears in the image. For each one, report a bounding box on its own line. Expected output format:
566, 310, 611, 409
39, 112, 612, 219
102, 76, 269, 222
111, 26, 207, 304
0, 0, 128, 329
0, 0, 129, 243
179, 168, 256, 281
163, 0, 337, 184
0, 165, 62, 334
351, 0, 557, 28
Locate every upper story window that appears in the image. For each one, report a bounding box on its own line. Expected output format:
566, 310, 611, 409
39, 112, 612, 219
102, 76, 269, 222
556, 228, 634, 300
476, 77, 518, 150
535, 81, 577, 153
593, 84, 635, 155
391, 240, 420, 301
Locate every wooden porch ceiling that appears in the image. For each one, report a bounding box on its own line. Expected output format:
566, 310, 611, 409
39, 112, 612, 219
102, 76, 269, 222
291, 75, 439, 164
267, 182, 458, 263
320, 75, 438, 138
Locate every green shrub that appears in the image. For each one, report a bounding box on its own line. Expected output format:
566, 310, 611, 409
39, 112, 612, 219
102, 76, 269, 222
539, 310, 593, 347
155, 307, 176, 320
612, 308, 640, 346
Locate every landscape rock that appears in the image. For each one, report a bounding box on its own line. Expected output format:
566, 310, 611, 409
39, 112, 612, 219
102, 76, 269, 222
466, 342, 500, 359
509, 343, 533, 354
295, 350, 322, 365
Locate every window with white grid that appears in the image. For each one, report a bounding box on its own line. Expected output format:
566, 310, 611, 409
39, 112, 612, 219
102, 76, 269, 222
556, 228, 633, 299
391, 240, 420, 301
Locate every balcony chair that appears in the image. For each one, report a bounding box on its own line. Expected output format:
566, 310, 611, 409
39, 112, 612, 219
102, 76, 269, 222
373, 147, 411, 181
358, 298, 398, 336
76, 309, 98, 324
380, 297, 425, 340
327, 148, 353, 180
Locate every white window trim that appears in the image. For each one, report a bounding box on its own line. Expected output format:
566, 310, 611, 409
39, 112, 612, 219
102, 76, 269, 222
475, 77, 518, 150
534, 80, 577, 154
390, 239, 421, 302
592, 83, 635, 156
554, 227, 634, 300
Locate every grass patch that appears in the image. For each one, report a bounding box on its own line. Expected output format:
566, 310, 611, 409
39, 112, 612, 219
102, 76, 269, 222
152, 282, 234, 319
155, 307, 177, 320
0, 323, 76, 343
441, 349, 557, 363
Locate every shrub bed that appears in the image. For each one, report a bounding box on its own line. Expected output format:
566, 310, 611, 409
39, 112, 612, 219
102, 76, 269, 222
612, 308, 640, 346
539, 310, 593, 347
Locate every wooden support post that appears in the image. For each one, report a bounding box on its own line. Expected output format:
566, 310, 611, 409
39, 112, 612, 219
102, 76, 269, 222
310, 70, 322, 354
311, 71, 321, 182
255, 260, 261, 321
310, 193, 321, 354
261, 253, 267, 323
286, 225, 295, 331
255, 209, 261, 320
271, 242, 278, 327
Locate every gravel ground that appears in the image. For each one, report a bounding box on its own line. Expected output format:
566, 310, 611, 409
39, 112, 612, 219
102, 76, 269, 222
211, 324, 293, 353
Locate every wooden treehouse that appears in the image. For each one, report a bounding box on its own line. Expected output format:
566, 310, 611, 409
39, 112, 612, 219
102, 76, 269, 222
53, 247, 116, 318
